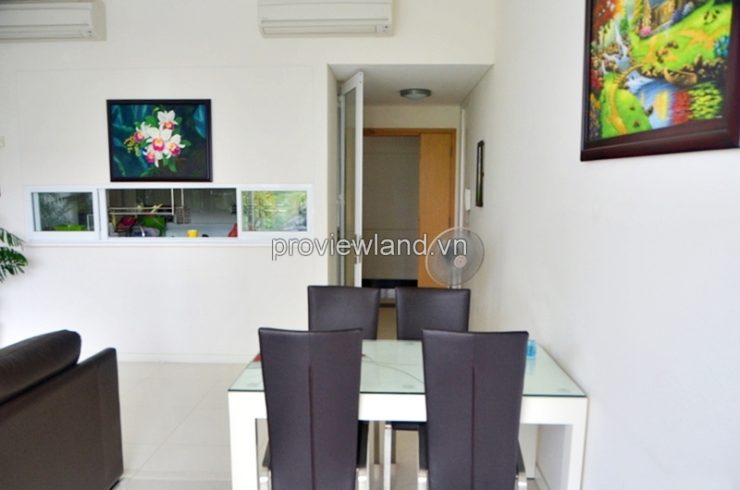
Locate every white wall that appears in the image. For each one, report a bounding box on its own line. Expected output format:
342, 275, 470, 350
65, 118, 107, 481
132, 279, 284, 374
0, 0, 496, 360
365, 105, 461, 129
464, 1, 740, 489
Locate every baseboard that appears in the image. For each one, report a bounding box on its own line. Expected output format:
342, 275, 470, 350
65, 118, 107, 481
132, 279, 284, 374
100, 351, 249, 364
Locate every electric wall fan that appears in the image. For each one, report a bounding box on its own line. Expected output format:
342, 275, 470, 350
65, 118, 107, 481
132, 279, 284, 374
425, 227, 485, 288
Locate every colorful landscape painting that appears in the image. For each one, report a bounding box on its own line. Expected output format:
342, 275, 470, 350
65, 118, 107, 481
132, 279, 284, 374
586, 0, 734, 143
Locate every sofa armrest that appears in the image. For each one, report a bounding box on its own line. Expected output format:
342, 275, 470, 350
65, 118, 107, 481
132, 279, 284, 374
0, 330, 81, 404
0, 347, 123, 490
79, 348, 123, 488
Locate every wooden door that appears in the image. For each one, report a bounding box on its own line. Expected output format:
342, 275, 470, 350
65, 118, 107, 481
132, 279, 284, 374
417, 132, 455, 287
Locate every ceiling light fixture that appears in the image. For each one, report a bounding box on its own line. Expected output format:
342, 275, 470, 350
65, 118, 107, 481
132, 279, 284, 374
400, 88, 432, 100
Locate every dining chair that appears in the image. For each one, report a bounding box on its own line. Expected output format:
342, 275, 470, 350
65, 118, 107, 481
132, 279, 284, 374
395, 287, 470, 340
419, 329, 528, 490
258, 327, 369, 490
308, 285, 382, 471
383, 287, 471, 489
307, 285, 381, 340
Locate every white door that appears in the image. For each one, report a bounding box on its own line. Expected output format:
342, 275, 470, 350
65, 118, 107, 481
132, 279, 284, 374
338, 72, 364, 287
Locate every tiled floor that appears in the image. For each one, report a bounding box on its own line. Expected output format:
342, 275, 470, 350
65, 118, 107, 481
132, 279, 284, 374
115, 307, 539, 489
115, 362, 241, 490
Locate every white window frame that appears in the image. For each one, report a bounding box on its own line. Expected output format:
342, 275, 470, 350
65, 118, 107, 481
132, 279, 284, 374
237, 184, 314, 244
99, 183, 239, 243
26, 187, 100, 242
25, 183, 314, 246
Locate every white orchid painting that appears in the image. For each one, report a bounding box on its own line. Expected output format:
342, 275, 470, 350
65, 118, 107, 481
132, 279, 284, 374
108, 100, 211, 181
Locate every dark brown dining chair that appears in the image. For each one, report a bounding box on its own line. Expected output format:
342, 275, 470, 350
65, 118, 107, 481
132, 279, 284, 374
419, 329, 528, 490
383, 287, 471, 489
258, 327, 369, 490
395, 287, 471, 340
308, 285, 381, 339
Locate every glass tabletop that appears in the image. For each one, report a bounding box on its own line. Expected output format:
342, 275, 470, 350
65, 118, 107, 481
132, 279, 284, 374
229, 339, 585, 397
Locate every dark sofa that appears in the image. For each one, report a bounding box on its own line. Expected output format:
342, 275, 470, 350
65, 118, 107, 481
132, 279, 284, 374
0, 330, 123, 490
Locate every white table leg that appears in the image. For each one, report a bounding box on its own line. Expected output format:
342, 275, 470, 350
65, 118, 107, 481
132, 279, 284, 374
563, 399, 588, 490
519, 424, 539, 479
383, 422, 392, 490
522, 396, 588, 490
229, 392, 263, 490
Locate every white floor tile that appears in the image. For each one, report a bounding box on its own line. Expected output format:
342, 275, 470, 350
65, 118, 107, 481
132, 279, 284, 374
196, 384, 232, 410
121, 402, 193, 445
166, 406, 230, 446
122, 443, 159, 477
136, 443, 231, 481
122, 375, 214, 407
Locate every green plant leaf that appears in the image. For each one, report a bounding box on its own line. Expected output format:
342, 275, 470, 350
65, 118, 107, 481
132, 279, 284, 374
0, 228, 28, 282
0, 227, 24, 248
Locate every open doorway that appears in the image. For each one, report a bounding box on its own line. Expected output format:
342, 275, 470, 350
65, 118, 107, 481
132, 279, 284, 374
362, 128, 456, 295
361, 134, 419, 293
330, 64, 491, 293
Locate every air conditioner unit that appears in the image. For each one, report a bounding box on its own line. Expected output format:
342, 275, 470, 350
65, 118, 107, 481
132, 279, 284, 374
0, 1, 104, 41
258, 0, 392, 36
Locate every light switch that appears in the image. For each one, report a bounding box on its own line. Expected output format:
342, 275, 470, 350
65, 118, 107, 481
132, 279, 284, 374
0, 136, 5, 148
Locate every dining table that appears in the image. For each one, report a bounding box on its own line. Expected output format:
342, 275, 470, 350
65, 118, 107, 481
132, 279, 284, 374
228, 339, 588, 490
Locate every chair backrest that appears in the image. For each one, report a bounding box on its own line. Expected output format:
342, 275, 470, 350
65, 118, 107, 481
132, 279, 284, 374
307, 285, 380, 340
259, 327, 363, 490
422, 330, 528, 490
395, 287, 470, 340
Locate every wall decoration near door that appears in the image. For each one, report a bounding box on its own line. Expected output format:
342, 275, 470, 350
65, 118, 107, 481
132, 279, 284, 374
581, 0, 740, 161
107, 99, 212, 181
475, 140, 484, 207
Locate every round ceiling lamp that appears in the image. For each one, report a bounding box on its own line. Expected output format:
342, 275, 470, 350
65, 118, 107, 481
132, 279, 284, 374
400, 88, 432, 100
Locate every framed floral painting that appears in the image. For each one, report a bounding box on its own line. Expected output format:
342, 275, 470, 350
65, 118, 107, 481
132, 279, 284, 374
581, 0, 740, 160
107, 99, 212, 181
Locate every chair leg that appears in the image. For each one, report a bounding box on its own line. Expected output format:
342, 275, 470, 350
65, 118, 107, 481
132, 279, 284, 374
258, 470, 271, 490
391, 428, 397, 463
383, 422, 393, 490
516, 472, 527, 490
356, 422, 378, 490
259, 440, 271, 490
516, 444, 527, 490
357, 467, 369, 490
417, 469, 428, 490
373, 420, 381, 464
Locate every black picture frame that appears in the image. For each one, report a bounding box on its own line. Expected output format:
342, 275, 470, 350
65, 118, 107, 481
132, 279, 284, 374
581, 0, 740, 161
107, 99, 212, 181
475, 140, 484, 207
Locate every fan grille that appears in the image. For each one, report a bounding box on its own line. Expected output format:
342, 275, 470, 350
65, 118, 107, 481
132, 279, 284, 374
425, 228, 485, 287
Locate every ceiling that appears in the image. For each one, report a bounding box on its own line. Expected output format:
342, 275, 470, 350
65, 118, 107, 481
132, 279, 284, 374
330, 64, 492, 106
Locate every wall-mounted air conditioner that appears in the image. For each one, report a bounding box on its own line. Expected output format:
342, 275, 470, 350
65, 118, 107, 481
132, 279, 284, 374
0, 1, 105, 42
258, 0, 392, 36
